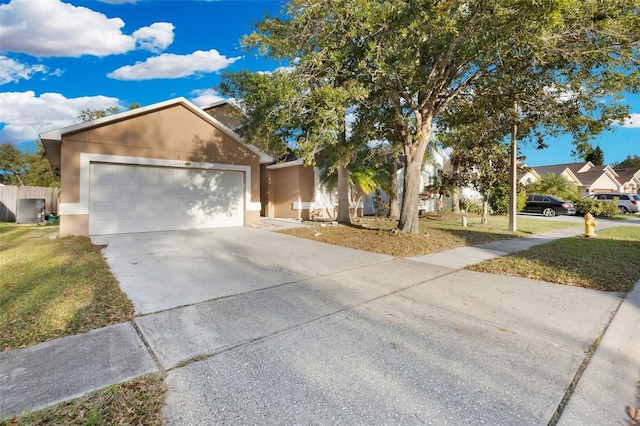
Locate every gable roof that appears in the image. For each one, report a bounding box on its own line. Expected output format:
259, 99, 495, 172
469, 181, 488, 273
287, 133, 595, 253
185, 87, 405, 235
528, 161, 631, 192
615, 168, 640, 182
40, 97, 272, 167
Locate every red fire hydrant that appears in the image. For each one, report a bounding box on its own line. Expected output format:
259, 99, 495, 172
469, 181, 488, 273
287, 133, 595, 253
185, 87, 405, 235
584, 212, 597, 238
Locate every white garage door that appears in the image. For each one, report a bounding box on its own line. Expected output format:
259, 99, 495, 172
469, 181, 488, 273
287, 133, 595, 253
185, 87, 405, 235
89, 163, 244, 235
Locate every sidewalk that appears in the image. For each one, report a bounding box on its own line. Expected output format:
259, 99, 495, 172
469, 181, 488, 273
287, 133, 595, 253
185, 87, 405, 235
1, 219, 638, 424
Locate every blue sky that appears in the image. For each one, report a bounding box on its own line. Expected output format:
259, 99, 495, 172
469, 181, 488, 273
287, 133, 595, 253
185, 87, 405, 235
0, 0, 638, 167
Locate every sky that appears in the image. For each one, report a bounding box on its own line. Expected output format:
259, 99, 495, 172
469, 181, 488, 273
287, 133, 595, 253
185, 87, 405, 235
0, 0, 638, 167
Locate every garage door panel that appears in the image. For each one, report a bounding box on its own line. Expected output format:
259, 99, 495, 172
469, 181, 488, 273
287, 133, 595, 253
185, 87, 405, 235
90, 164, 244, 235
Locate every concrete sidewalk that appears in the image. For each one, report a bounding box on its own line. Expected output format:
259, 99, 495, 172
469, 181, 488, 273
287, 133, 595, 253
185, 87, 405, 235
1, 219, 639, 424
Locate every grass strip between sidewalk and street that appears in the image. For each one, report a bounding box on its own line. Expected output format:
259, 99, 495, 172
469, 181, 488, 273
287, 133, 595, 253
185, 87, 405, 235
0, 373, 167, 426
468, 226, 640, 292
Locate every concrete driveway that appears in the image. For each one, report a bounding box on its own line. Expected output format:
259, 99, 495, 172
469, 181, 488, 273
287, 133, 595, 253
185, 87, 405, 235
90, 226, 630, 425
92, 227, 394, 314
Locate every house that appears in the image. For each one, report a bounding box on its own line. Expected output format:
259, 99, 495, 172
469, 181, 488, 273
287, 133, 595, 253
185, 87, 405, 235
41, 97, 271, 237
614, 168, 640, 194
523, 162, 623, 196
261, 144, 454, 220
261, 155, 339, 220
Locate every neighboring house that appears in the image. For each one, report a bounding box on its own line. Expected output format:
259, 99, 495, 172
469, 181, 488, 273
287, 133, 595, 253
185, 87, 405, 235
41, 97, 271, 237
614, 168, 640, 194
523, 162, 623, 196
519, 168, 541, 186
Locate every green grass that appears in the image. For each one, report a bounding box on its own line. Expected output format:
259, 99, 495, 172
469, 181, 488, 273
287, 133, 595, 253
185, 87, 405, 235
281, 214, 580, 258
468, 226, 640, 292
0, 373, 167, 426
0, 224, 133, 350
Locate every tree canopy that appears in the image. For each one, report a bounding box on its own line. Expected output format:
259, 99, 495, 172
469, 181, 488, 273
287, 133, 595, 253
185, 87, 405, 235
611, 154, 640, 170
77, 106, 119, 123
226, 0, 640, 233
584, 146, 605, 166
0, 142, 57, 187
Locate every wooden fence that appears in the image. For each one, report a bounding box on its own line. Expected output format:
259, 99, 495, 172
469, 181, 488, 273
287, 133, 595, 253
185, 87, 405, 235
0, 186, 60, 222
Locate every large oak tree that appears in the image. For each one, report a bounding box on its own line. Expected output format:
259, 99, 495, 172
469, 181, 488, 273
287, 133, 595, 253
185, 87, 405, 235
233, 0, 640, 233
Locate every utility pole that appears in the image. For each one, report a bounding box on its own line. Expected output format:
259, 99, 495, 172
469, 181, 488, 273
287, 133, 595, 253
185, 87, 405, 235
509, 101, 518, 232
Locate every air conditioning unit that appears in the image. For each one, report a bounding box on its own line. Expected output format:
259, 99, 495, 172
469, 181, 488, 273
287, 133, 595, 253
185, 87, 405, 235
16, 198, 46, 224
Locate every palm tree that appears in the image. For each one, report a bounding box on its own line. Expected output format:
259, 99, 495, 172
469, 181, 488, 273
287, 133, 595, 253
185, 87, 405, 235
320, 151, 385, 220
531, 173, 578, 199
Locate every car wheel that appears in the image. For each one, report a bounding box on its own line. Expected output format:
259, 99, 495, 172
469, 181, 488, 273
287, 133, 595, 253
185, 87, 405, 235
542, 207, 556, 217
619, 206, 628, 214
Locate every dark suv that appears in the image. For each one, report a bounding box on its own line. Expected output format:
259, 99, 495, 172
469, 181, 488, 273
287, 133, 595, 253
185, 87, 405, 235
522, 195, 576, 217
588, 193, 640, 214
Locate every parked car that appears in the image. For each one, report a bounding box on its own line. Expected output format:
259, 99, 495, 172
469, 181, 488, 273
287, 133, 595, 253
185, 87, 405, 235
588, 193, 640, 214
522, 195, 576, 217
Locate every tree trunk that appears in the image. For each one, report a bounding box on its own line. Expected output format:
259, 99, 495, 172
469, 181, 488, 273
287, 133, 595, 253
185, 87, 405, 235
388, 159, 400, 220
398, 129, 430, 234
336, 161, 351, 224
482, 199, 488, 224
451, 162, 460, 214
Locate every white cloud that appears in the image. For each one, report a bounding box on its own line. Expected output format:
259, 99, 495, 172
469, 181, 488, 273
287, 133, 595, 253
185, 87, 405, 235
107, 49, 242, 81
190, 89, 227, 107
0, 91, 121, 143
618, 113, 640, 129
0, 56, 47, 84
0, 0, 174, 57
133, 22, 175, 53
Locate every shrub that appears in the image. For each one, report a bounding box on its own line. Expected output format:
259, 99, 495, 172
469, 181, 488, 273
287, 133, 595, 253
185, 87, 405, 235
459, 198, 483, 215
573, 197, 618, 218
517, 189, 527, 212
488, 185, 509, 215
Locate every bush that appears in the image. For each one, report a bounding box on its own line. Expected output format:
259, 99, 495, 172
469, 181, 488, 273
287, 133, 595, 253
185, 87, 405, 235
573, 197, 618, 218
459, 198, 483, 215
488, 186, 509, 215
517, 189, 527, 212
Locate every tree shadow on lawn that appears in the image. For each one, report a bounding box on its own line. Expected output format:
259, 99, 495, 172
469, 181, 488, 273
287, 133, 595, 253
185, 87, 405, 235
469, 236, 640, 293
289, 220, 523, 258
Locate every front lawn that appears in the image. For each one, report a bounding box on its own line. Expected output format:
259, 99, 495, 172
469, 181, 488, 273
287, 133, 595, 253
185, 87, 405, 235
0, 224, 133, 351
280, 214, 581, 258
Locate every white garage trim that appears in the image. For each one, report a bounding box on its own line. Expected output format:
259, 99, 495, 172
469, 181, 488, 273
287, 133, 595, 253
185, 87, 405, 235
89, 164, 244, 235
60, 153, 258, 215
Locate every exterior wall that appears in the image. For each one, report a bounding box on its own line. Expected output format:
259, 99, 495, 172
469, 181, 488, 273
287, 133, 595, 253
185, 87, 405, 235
587, 175, 620, 195
269, 166, 305, 219
245, 210, 260, 227
559, 170, 581, 186
519, 171, 538, 186
620, 180, 638, 194
58, 103, 260, 236
265, 163, 318, 220
60, 214, 89, 237
260, 164, 268, 217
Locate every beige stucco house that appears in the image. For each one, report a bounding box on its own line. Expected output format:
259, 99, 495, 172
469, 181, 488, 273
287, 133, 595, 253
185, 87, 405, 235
614, 168, 640, 194
524, 162, 623, 196
41, 97, 271, 237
